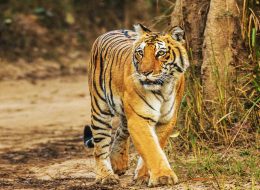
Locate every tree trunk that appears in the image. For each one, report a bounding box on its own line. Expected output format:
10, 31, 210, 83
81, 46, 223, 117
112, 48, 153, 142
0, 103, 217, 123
202, 0, 239, 108
171, 0, 243, 127
172, 0, 210, 74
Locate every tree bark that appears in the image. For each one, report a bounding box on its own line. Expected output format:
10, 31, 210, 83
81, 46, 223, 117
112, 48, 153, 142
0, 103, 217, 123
201, 0, 239, 106
171, 0, 210, 74
171, 0, 242, 125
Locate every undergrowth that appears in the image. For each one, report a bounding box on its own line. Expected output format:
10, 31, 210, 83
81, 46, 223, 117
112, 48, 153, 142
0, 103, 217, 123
168, 147, 260, 189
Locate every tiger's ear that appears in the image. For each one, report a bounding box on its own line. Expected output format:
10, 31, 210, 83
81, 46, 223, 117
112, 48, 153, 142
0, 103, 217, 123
134, 23, 151, 36
171, 26, 185, 42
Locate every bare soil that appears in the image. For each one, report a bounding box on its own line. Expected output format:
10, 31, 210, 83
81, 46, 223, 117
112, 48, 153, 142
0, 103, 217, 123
0, 76, 144, 190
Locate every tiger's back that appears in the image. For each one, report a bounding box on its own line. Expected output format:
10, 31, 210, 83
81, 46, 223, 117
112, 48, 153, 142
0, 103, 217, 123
88, 29, 137, 115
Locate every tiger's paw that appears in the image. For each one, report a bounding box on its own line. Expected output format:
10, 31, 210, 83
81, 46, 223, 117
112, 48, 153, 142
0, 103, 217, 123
110, 150, 129, 176
95, 173, 119, 185
132, 175, 149, 186
133, 164, 149, 185
148, 171, 178, 187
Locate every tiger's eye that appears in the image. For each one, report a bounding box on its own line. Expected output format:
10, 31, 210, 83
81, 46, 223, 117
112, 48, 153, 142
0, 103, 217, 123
137, 50, 143, 56
157, 51, 165, 56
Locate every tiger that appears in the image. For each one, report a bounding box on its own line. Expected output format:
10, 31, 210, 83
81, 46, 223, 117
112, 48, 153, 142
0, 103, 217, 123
84, 24, 189, 187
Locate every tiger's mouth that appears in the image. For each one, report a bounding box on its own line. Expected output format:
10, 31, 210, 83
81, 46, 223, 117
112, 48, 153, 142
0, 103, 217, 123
140, 78, 164, 86
133, 71, 172, 90
137, 74, 168, 90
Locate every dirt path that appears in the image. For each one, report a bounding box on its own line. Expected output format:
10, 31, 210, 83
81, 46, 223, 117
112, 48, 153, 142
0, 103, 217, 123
0, 76, 93, 189
0, 76, 139, 190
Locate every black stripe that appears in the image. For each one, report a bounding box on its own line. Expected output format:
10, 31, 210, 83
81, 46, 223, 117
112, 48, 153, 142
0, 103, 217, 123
104, 62, 114, 110
93, 81, 106, 102
91, 125, 107, 130
105, 40, 129, 111
128, 103, 157, 123
105, 38, 128, 58
91, 106, 107, 119
101, 144, 110, 148
119, 49, 131, 69
96, 132, 111, 138
96, 152, 107, 158
117, 132, 129, 139
93, 137, 105, 143
134, 88, 157, 111
102, 35, 123, 57
99, 49, 105, 92
171, 49, 176, 63
116, 45, 131, 67
108, 42, 127, 106
120, 115, 128, 128
152, 90, 166, 101
93, 96, 113, 116
91, 44, 106, 102
102, 53, 110, 96
100, 36, 124, 96
102, 40, 127, 109
153, 93, 163, 102
161, 102, 174, 117
92, 115, 112, 129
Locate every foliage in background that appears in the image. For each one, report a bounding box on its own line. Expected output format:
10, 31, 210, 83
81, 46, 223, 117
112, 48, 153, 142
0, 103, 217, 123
0, 0, 170, 61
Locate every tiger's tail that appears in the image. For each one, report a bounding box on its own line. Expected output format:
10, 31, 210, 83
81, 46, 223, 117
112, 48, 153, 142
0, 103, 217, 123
83, 125, 94, 148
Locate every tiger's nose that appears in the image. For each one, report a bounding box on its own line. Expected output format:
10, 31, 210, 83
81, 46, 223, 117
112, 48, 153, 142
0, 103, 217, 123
142, 70, 153, 76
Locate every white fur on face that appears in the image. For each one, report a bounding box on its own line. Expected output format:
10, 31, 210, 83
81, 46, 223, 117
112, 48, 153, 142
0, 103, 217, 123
155, 41, 167, 55
139, 42, 146, 50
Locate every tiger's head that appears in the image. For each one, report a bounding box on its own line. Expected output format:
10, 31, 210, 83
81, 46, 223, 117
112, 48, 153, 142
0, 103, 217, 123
132, 24, 189, 90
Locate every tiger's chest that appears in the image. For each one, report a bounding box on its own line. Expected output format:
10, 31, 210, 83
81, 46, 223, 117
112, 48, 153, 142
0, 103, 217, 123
158, 96, 176, 124
157, 82, 177, 123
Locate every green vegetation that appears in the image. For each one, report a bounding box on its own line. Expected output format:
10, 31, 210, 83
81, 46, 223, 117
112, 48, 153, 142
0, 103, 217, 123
0, 0, 171, 61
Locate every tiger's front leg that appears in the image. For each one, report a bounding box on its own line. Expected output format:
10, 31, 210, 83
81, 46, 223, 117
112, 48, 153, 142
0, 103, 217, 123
90, 112, 119, 185
125, 103, 178, 187
134, 120, 179, 185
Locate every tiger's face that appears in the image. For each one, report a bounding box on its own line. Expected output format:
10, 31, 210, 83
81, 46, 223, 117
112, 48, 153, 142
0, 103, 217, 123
132, 24, 189, 90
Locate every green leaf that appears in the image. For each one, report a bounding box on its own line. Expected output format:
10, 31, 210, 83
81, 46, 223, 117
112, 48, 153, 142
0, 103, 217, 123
66, 12, 75, 25
170, 131, 180, 138
34, 7, 46, 15
252, 28, 256, 48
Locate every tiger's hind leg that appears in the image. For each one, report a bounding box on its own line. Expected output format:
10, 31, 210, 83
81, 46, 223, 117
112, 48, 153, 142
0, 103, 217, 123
133, 157, 149, 185
110, 115, 130, 176
91, 109, 119, 185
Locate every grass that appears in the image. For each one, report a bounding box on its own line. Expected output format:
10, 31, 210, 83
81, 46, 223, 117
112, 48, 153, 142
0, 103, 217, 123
167, 147, 260, 189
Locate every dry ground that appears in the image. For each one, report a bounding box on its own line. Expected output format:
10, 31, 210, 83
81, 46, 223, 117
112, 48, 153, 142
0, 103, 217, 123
0, 76, 259, 190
